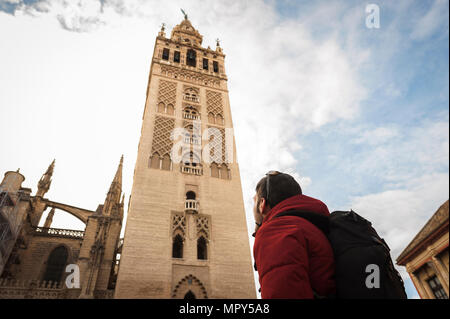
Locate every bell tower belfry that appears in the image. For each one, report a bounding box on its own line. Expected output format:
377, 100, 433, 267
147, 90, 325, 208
114, 14, 256, 299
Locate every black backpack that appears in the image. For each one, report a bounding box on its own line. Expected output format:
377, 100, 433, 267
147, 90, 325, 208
275, 209, 408, 299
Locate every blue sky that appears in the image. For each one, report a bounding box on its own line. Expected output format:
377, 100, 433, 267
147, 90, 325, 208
0, 0, 448, 299
274, 0, 449, 299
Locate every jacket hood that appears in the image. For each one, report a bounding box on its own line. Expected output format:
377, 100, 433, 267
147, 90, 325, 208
263, 194, 330, 224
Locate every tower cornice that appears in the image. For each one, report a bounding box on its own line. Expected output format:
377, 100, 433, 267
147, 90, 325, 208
156, 36, 226, 58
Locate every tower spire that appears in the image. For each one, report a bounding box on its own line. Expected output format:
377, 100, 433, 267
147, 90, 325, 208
44, 208, 55, 228
102, 155, 123, 216
36, 159, 55, 197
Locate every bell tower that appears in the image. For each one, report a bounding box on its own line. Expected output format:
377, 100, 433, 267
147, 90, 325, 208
114, 13, 256, 299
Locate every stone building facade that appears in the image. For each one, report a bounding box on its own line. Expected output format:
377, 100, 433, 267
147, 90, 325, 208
397, 200, 449, 299
0, 158, 124, 299
113, 17, 256, 298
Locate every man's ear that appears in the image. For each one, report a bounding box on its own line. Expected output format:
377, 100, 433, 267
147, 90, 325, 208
258, 197, 266, 215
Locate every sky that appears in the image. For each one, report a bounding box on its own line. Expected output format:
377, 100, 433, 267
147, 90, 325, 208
0, 0, 448, 299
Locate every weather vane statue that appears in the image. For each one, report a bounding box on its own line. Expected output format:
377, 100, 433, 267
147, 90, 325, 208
181, 8, 188, 20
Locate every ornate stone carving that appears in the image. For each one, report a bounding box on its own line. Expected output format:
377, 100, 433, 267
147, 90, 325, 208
151, 116, 175, 156
160, 64, 221, 88
171, 274, 208, 299
206, 90, 223, 117
207, 126, 226, 163
196, 215, 210, 239
172, 213, 186, 238
157, 79, 177, 107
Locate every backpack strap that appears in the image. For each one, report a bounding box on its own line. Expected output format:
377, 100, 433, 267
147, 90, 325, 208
275, 210, 330, 235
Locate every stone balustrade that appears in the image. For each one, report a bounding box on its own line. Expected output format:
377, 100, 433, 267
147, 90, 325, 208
34, 227, 84, 239
183, 136, 200, 145
183, 112, 200, 120
180, 165, 203, 176
0, 278, 114, 299
183, 95, 200, 103
185, 199, 199, 212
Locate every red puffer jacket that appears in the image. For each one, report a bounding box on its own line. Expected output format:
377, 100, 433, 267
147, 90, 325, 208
254, 194, 336, 299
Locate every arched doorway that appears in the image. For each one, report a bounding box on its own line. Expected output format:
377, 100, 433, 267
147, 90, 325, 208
172, 274, 208, 299
184, 290, 196, 299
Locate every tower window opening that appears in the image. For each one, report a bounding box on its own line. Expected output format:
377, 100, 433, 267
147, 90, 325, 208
197, 236, 207, 260
186, 191, 196, 200
186, 49, 196, 67
183, 106, 199, 120
174, 51, 180, 63
172, 234, 183, 258
213, 61, 219, 73
203, 58, 209, 70
162, 48, 170, 61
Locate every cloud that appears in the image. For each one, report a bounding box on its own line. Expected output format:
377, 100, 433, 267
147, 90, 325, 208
3, 0, 21, 4
352, 126, 399, 146
338, 119, 449, 187
1, 0, 448, 299
350, 172, 449, 280
410, 0, 449, 41
342, 118, 449, 286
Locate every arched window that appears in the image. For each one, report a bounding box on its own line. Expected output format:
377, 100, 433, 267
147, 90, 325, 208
184, 125, 200, 145
197, 236, 207, 260
158, 102, 165, 113
183, 106, 199, 120
186, 49, 196, 67
184, 290, 196, 299
172, 234, 183, 258
166, 104, 174, 115
184, 88, 199, 103
208, 112, 215, 124
216, 114, 224, 125
150, 153, 160, 169
162, 154, 171, 171
43, 246, 68, 283
210, 163, 219, 178
182, 151, 200, 167
186, 191, 196, 200
220, 165, 229, 180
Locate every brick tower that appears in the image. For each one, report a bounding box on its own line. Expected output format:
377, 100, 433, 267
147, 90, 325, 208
114, 14, 256, 298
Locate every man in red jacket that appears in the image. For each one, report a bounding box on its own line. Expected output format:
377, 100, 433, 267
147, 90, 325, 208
253, 171, 336, 299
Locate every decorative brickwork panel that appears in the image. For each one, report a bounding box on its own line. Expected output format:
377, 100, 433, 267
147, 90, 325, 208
151, 116, 175, 156
207, 126, 226, 163
157, 80, 177, 107
196, 215, 210, 239
160, 65, 221, 88
206, 90, 223, 116
172, 213, 186, 237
